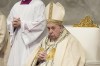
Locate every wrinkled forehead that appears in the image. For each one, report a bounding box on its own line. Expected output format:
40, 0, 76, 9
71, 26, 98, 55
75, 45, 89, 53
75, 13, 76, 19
47, 22, 61, 28
47, 21, 63, 27
47, 22, 57, 26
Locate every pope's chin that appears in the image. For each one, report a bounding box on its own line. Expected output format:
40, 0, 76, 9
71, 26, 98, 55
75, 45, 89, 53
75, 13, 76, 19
48, 35, 58, 41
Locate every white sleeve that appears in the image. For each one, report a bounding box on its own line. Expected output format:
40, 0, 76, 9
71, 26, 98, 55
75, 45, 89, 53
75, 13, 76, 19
21, 1, 46, 32
21, 1, 46, 45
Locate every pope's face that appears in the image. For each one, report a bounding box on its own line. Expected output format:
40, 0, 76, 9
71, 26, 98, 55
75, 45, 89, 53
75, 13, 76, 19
47, 22, 62, 41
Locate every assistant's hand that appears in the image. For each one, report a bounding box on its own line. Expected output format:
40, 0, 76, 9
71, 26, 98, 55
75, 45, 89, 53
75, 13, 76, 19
12, 17, 21, 28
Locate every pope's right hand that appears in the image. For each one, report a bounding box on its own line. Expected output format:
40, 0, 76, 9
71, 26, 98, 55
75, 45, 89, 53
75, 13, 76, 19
37, 51, 47, 62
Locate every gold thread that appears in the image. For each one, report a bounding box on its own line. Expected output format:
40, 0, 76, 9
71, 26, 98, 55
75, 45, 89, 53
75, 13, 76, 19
49, 1, 53, 20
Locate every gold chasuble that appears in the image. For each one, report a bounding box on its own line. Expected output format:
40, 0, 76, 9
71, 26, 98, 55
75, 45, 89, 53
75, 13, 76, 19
25, 28, 85, 66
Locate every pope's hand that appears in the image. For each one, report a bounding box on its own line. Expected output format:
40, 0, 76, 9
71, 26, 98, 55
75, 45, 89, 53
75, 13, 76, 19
37, 51, 47, 62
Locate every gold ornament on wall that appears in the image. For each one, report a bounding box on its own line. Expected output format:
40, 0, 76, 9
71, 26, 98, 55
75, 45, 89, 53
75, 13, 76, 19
73, 16, 99, 27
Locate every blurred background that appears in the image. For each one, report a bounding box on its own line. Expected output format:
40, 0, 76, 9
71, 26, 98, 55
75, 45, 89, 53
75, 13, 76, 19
0, 0, 100, 25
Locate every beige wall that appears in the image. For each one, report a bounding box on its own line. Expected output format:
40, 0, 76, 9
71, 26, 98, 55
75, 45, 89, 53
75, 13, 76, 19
0, 0, 19, 16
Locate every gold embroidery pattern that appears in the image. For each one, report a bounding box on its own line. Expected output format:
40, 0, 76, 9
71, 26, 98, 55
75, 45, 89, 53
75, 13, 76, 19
46, 48, 56, 61
49, 1, 53, 20
34, 47, 56, 61
73, 16, 98, 27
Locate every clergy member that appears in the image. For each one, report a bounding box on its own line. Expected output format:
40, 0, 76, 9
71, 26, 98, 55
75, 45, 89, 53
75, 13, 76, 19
25, 1, 86, 66
7, 0, 46, 66
0, 12, 10, 66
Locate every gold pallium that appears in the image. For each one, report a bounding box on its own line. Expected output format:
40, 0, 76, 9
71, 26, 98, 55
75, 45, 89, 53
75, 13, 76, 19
34, 47, 44, 60
46, 48, 56, 61
39, 47, 45, 52
73, 16, 98, 27
35, 47, 56, 61
33, 47, 45, 66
